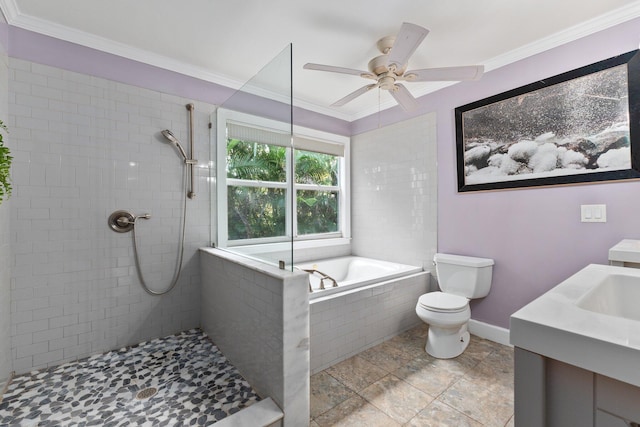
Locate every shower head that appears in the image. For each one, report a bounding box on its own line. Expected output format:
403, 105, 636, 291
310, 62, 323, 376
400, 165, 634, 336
161, 129, 188, 161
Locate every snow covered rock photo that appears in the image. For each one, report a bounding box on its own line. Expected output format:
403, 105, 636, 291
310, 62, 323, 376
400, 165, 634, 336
457, 57, 634, 189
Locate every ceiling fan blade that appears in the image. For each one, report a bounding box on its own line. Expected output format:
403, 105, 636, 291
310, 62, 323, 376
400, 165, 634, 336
390, 84, 419, 112
304, 63, 376, 79
331, 84, 378, 107
387, 23, 429, 72
403, 65, 484, 82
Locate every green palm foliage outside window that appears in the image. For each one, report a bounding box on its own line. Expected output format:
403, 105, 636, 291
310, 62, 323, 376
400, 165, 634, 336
226, 139, 340, 241
295, 150, 339, 236
0, 120, 11, 204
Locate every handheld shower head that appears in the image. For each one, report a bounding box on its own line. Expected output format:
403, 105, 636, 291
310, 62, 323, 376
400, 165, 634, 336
161, 129, 188, 161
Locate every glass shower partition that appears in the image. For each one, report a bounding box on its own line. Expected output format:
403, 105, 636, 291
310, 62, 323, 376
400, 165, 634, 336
213, 44, 293, 270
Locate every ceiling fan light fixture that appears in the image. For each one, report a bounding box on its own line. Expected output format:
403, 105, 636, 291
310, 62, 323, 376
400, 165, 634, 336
379, 76, 396, 90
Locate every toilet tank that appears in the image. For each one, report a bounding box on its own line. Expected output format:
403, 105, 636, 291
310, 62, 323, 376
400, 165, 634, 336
434, 253, 494, 299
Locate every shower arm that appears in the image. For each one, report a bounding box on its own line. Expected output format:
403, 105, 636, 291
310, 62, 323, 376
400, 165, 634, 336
186, 103, 197, 199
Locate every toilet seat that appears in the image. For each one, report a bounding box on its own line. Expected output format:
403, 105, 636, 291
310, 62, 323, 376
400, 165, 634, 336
418, 292, 468, 313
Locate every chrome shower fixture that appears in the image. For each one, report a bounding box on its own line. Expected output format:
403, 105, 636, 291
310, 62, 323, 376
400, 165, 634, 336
161, 129, 188, 161
160, 103, 197, 199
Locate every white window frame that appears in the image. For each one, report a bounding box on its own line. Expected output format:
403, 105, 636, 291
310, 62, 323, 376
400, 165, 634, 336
215, 108, 350, 250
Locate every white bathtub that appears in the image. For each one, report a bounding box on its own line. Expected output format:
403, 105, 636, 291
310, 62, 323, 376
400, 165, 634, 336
301, 255, 429, 373
296, 256, 423, 300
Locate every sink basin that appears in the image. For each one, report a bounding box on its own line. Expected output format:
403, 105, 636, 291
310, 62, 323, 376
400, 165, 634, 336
576, 272, 640, 321
511, 264, 640, 388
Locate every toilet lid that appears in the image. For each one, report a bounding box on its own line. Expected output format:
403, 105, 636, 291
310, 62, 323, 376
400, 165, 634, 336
418, 292, 468, 312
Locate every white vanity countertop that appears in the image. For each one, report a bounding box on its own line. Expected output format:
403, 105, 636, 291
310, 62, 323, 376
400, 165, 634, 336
510, 264, 640, 387
609, 239, 640, 263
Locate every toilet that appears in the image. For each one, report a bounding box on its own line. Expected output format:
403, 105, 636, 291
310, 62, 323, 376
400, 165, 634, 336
415, 253, 494, 359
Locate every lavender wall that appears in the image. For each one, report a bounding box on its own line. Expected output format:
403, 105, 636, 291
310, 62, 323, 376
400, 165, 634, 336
354, 17, 640, 329
7, 27, 350, 137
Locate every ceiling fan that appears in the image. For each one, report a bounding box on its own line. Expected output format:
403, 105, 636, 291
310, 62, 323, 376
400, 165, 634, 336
304, 22, 484, 112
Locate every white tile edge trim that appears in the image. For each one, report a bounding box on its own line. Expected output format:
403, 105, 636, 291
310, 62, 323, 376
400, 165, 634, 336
214, 397, 283, 427
469, 319, 511, 347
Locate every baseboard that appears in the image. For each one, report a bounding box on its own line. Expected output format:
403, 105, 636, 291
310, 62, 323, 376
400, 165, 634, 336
469, 319, 511, 346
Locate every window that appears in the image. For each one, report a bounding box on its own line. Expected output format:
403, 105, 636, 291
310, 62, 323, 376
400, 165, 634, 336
216, 110, 349, 248
295, 149, 339, 236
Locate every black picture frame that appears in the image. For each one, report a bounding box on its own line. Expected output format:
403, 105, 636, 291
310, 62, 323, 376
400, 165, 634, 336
455, 49, 640, 192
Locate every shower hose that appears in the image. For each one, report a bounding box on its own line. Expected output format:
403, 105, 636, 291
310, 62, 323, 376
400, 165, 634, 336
131, 166, 188, 296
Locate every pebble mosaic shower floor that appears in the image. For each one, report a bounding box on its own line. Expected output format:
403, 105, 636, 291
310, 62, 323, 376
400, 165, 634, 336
0, 329, 261, 426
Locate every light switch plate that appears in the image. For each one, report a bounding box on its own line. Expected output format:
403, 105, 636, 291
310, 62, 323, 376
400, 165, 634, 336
581, 204, 607, 223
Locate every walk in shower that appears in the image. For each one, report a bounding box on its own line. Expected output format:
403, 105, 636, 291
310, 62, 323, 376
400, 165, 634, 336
2, 34, 274, 426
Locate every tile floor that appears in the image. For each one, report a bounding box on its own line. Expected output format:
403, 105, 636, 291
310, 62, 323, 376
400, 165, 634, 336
0, 324, 513, 426
310, 324, 514, 427
0, 329, 261, 426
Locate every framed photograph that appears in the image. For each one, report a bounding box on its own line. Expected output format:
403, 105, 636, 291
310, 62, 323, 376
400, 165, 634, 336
455, 49, 640, 192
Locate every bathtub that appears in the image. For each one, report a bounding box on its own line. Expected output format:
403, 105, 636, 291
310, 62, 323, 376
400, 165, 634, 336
299, 256, 430, 373
297, 256, 423, 299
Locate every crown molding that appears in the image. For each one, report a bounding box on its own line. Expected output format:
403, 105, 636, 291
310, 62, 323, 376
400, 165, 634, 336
0, 0, 353, 120
2, 0, 640, 122
351, 1, 640, 121
0, 0, 18, 23
0, 0, 247, 90
482, 1, 640, 72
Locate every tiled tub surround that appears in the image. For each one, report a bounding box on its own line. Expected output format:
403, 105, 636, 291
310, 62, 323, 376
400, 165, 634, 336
0, 329, 262, 426
310, 270, 430, 374
8, 58, 212, 374
200, 248, 310, 427
351, 113, 438, 272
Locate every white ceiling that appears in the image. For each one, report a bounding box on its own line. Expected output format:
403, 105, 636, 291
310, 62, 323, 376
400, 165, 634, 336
2, 0, 640, 121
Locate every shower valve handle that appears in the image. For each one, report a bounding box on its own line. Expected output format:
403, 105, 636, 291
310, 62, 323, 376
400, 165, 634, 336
116, 216, 132, 227
116, 213, 151, 226
108, 210, 151, 233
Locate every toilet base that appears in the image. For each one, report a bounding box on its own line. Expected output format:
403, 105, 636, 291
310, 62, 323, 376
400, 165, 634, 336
425, 324, 470, 359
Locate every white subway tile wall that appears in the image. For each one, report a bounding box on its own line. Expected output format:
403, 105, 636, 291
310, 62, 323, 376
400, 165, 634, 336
351, 113, 438, 270
0, 33, 12, 385
8, 58, 212, 373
